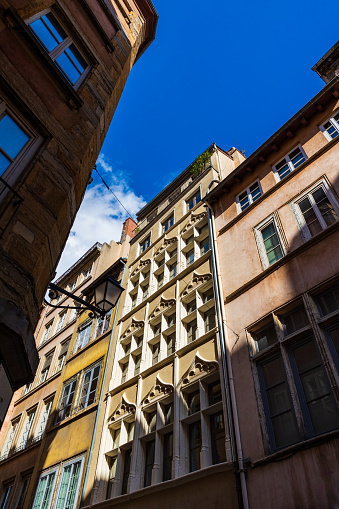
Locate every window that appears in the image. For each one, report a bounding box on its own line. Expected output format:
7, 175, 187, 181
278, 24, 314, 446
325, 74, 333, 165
208, 380, 222, 405
236, 181, 262, 212
166, 333, 175, 356
32, 470, 56, 509
164, 403, 173, 425
144, 440, 155, 487
185, 234, 194, 245
280, 307, 309, 336
1, 484, 13, 509
0, 99, 34, 181
152, 343, 159, 365
255, 217, 284, 269
186, 249, 194, 267
112, 428, 120, 449
78, 364, 101, 410
163, 432, 173, 481
94, 309, 112, 339
256, 329, 339, 451
186, 189, 201, 211
123, 342, 131, 356
166, 313, 176, 328
1, 419, 19, 459
39, 351, 54, 383
121, 363, 128, 384
200, 238, 210, 255
56, 379, 77, 422
121, 449, 131, 495
187, 390, 200, 415
258, 356, 299, 450
106, 457, 117, 499
186, 299, 196, 314
202, 287, 214, 303
17, 476, 31, 508
41, 321, 53, 344
17, 408, 36, 450
56, 340, 70, 372
152, 323, 161, 337
27, 10, 88, 87
204, 308, 216, 332
142, 284, 149, 301
187, 319, 197, 343
131, 294, 137, 309
189, 422, 201, 472
162, 214, 174, 233
169, 262, 177, 279
316, 285, 339, 316
157, 272, 164, 289
273, 146, 307, 180
210, 413, 226, 464
134, 354, 141, 376
68, 280, 76, 292
82, 267, 91, 279
74, 320, 93, 352
146, 411, 157, 433
54, 457, 84, 509
127, 421, 135, 442
253, 321, 278, 352
140, 235, 151, 254
320, 111, 339, 141
35, 399, 53, 442
293, 182, 339, 240
24, 383, 32, 395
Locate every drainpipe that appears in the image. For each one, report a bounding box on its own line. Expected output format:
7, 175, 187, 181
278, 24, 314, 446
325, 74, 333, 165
205, 181, 249, 509
79, 260, 127, 508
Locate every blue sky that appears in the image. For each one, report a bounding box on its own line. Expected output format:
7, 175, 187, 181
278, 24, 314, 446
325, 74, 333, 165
56, 0, 339, 276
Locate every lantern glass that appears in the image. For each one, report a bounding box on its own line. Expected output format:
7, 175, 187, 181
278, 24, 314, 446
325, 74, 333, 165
94, 277, 124, 313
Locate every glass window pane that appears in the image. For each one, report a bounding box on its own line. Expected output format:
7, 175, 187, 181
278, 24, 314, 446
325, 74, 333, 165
0, 113, 29, 160
56, 51, 81, 85
328, 326, 339, 358
187, 390, 200, 414
163, 432, 173, 481
208, 380, 222, 405
312, 188, 338, 227
260, 357, 299, 449
317, 286, 339, 316
29, 18, 60, 52
44, 13, 67, 42
289, 148, 305, 168
282, 307, 309, 336
293, 340, 339, 434
189, 422, 201, 472
254, 322, 277, 352
210, 412, 226, 464
0, 151, 11, 176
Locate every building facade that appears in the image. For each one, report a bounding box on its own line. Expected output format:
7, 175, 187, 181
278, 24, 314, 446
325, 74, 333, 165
0, 218, 135, 509
0, 0, 158, 420
204, 42, 339, 508
85, 146, 247, 509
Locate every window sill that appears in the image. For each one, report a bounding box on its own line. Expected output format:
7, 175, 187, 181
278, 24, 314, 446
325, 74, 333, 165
225, 218, 339, 304
14, 372, 60, 406
252, 429, 339, 468
4, 7, 84, 110
49, 401, 98, 432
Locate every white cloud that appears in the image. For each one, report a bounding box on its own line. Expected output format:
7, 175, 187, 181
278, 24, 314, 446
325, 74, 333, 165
54, 153, 146, 279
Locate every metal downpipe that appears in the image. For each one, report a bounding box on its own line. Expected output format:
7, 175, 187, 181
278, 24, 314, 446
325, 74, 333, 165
206, 183, 249, 509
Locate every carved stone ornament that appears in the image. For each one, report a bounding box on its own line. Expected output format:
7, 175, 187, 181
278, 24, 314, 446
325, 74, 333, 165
130, 259, 151, 278
121, 317, 144, 340
181, 352, 219, 386
149, 296, 176, 320
108, 394, 136, 423
142, 374, 174, 405
181, 271, 212, 298
181, 211, 207, 235
154, 237, 177, 257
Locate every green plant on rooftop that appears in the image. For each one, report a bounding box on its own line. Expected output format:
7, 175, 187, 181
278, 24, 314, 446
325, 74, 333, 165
190, 149, 212, 177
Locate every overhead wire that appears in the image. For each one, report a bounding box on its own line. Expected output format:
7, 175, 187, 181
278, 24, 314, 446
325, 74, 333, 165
93, 164, 135, 219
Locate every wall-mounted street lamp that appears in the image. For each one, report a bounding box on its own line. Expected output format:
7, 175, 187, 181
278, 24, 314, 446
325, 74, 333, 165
45, 276, 124, 317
